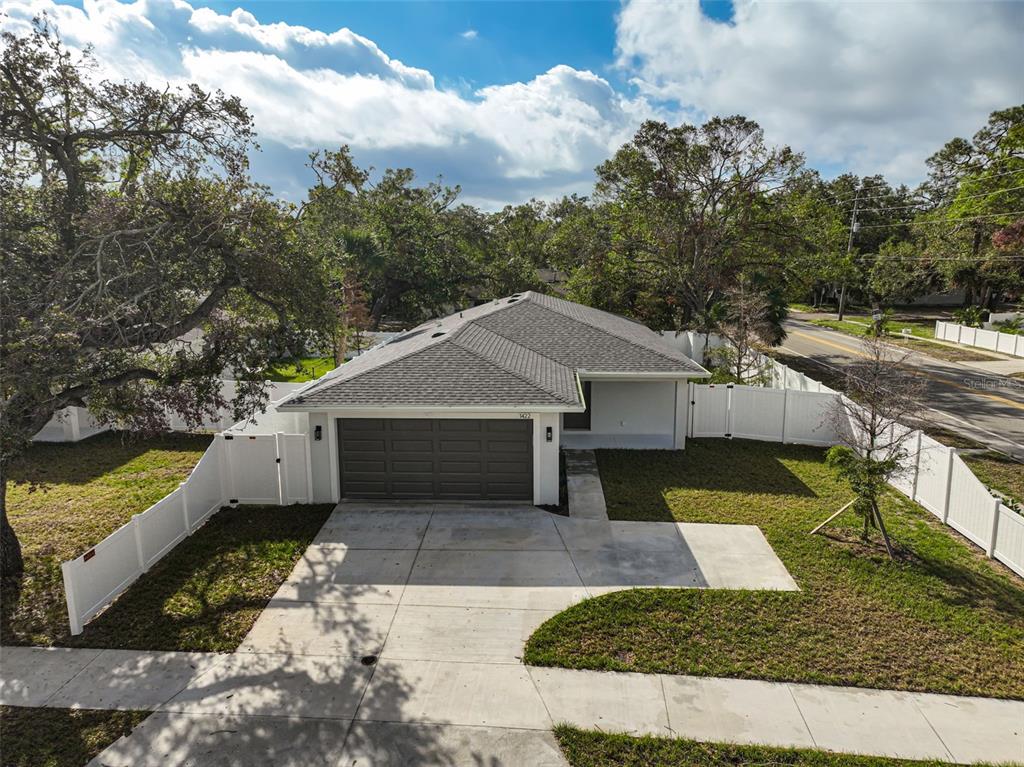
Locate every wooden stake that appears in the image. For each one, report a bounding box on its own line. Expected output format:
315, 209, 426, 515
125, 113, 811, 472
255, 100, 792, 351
811, 500, 856, 536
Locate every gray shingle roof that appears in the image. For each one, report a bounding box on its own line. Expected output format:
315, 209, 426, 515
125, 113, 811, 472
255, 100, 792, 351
280, 291, 707, 410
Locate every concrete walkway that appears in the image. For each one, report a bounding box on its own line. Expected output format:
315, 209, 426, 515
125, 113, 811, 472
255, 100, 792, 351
563, 450, 608, 520
2, 646, 1021, 765
2, 506, 1021, 765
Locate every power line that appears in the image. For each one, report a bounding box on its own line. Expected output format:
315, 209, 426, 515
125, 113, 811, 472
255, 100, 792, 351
825, 167, 1024, 205
854, 210, 1024, 230
856, 184, 1024, 214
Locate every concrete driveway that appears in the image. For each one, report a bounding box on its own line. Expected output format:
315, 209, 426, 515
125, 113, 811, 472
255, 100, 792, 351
236, 503, 797, 662
89, 503, 798, 765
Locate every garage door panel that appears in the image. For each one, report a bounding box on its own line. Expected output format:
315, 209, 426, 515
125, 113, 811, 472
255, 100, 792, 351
391, 419, 434, 431
438, 420, 483, 433
343, 419, 386, 431
439, 459, 483, 472
342, 439, 387, 452
439, 439, 483, 452
486, 439, 531, 453
339, 418, 532, 500
345, 459, 388, 472
390, 439, 434, 452
391, 459, 435, 473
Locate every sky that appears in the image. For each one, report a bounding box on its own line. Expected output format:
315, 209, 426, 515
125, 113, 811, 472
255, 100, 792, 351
2, 0, 1022, 209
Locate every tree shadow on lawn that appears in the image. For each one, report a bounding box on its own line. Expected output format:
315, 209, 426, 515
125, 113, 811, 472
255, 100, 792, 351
596, 441, 819, 523
64, 505, 333, 652
8, 431, 213, 488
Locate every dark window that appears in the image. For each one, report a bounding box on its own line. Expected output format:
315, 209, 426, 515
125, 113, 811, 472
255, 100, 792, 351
563, 381, 592, 431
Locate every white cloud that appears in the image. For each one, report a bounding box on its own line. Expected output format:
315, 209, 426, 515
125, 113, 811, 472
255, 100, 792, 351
460, 28, 478, 40
1, 0, 657, 207
615, 0, 1024, 185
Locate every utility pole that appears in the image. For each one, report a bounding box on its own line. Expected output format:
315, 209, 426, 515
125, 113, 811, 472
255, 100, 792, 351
837, 188, 860, 321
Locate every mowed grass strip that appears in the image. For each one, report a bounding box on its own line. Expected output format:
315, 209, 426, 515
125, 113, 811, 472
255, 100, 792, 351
0, 706, 148, 767
2, 432, 212, 646
66, 504, 333, 652
553, 727, 967, 767
523, 440, 1024, 699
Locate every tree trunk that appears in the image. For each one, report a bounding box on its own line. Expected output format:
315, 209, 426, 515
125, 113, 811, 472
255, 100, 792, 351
0, 470, 23, 577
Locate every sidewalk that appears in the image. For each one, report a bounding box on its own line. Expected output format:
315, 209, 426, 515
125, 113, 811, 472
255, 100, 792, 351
2, 645, 1021, 765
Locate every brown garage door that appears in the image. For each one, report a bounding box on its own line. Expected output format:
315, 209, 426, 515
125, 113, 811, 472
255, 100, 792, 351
338, 418, 533, 500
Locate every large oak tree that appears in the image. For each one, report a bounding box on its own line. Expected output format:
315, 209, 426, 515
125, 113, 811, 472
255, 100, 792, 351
0, 24, 333, 574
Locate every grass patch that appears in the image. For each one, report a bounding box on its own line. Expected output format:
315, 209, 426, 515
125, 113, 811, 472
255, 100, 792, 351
523, 439, 1024, 699
266, 356, 335, 382
2, 432, 212, 646
554, 727, 963, 767
963, 451, 1024, 507
0, 706, 148, 767
884, 335, 1001, 362
65, 504, 333, 652
807, 320, 998, 362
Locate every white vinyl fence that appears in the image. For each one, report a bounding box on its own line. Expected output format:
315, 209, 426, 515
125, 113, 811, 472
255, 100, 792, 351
935, 321, 1024, 357
686, 383, 1024, 577
60, 430, 312, 635
688, 383, 839, 446
34, 380, 308, 443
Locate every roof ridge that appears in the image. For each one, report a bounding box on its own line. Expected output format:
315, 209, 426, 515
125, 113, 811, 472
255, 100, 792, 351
524, 292, 689, 368
454, 310, 581, 382
450, 324, 579, 406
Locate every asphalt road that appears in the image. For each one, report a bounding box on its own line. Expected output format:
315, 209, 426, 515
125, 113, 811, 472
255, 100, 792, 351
779, 319, 1024, 460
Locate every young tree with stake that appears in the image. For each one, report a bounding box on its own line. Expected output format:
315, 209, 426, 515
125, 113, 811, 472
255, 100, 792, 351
817, 337, 925, 558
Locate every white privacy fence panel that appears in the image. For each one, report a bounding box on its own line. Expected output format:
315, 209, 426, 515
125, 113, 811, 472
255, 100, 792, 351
935, 321, 1024, 357
946, 460, 998, 549
913, 437, 952, 518
135, 489, 188, 568
185, 443, 224, 530
222, 435, 281, 504
690, 385, 731, 437
994, 508, 1024, 578
280, 433, 313, 504
781, 391, 837, 445
729, 386, 786, 441
61, 429, 312, 635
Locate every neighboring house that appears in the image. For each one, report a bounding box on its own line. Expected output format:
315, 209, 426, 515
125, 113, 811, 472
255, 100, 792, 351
277, 291, 708, 505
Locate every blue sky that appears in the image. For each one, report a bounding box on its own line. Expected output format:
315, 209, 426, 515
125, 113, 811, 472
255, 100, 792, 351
189, 1, 625, 91
7, 0, 1022, 207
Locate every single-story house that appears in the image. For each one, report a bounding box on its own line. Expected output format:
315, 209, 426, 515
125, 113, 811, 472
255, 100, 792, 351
276, 291, 709, 505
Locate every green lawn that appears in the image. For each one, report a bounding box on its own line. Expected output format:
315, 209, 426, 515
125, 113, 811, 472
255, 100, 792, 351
266, 356, 335, 382
554, 727, 966, 767
2, 432, 213, 646
807, 320, 998, 362
67, 504, 332, 651
0, 706, 148, 767
523, 439, 1024, 699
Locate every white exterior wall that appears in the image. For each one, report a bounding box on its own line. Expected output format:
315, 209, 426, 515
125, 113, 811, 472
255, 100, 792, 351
305, 409, 561, 506
562, 380, 680, 448
533, 411, 560, 505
